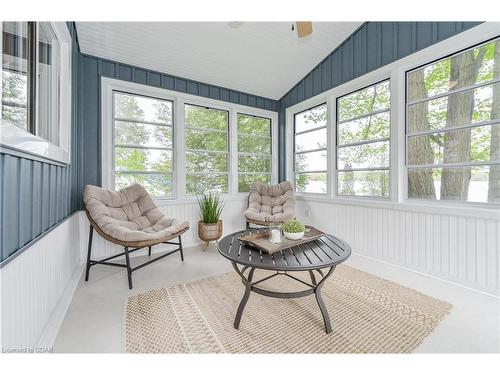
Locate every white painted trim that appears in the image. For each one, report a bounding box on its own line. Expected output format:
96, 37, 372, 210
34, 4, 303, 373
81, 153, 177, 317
286, 22, 500, 212
0, 22, 72, 165
101, 78, 278, 200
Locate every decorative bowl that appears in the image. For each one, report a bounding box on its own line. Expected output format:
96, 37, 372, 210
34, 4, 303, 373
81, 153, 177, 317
283, 231, 304, 240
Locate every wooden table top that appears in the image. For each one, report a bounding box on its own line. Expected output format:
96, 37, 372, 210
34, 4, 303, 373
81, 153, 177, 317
218, 228, 351, 271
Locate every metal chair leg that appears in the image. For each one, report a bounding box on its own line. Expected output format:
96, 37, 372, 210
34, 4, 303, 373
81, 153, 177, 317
85, 225, 94, 282
178, 235, 184, 261
124, 246, 133, 289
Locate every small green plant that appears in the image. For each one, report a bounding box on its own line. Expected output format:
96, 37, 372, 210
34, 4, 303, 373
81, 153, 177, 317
197, 192, 224, 224
282, 218, 305, 233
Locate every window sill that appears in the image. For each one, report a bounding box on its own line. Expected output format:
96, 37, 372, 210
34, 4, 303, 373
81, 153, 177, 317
0, 122, 70, 165
295, 195, 500, 220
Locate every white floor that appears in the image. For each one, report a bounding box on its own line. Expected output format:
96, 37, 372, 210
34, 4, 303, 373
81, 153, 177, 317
53, 244, 500, 353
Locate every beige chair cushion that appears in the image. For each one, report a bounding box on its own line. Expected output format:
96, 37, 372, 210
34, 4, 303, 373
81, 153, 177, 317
83, 183, 189, 243
244, 181, 295, 224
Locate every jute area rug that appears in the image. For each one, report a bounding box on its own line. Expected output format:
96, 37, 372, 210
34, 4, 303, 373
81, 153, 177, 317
124, 264, 452, 353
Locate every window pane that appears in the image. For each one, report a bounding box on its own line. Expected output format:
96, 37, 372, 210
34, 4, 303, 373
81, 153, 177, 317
238, 134, 271, 154
114, 92, 172, 124
338, 170, 390, 197
185, 104, 228, 130
115, 148, 172, 172
115, 121, 172, 148
295, 173, 327, 193
115, 173, 173, 198
238, 155, 271, 173
338, 80, 390, 122
2, 22, 28, 131
237, 113, 270, 136
407, 40, 498, 102
407, 82, 500, 134
37, 22, 60, 145
186, 173, 228, 195
186, 151, 228, 173
338, 111, 390, 145
186, 128, 228, 151
338, 141, 390, 170
408, 166, 491, 203
408, 125, 498, 166
239, 174, 271, 193
294, 104, 327, 133
295, 150, 327, 172
295, 128, 327, 152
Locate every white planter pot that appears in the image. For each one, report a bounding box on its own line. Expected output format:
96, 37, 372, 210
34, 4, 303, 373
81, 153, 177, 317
283, 231, 304, 240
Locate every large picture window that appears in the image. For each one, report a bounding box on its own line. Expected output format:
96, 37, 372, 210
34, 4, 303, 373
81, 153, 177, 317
113, 91, 174, 198
293, 103, 327, 194
406, 37, 500, 203
185, 104, 229, 195
336, 80, 391, 198
237, 113, 272, 192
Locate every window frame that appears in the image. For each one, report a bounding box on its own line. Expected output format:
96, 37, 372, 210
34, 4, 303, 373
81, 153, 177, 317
236, 112, 273, 193
404, 36, 500, 205
112, 90, 175, 199
335, 79, 392, 199
184, 102, 230, 196
0, 22, 72, 165
101, 78, 278, 202
285, 22, 500, 214
293, 102, 328, 195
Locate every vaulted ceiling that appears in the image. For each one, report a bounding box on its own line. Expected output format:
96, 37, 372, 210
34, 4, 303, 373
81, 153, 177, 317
76, 22, 362, 99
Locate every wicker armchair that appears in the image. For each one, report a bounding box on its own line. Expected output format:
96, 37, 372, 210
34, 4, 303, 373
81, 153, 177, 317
83, 183, 189, 289
243, 181, 296, 228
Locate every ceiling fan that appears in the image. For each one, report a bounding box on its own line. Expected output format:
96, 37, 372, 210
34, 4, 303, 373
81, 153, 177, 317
293, 22, 313, 38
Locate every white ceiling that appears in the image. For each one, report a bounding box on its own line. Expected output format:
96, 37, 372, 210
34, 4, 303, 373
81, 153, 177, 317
76, 22, 362, 100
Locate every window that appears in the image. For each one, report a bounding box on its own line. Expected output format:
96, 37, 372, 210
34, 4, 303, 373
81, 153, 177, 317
2, 22, 30, 132
185, 104, 229, 195
336, 80, 391, 198
294, 103, 327, 193
406, 37, 500, 203
237, 113, 272, 192
1, 21, 71, 163
113, 91, 174, 198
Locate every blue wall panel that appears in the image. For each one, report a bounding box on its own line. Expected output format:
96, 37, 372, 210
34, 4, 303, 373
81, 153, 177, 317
277, 21, 482, 181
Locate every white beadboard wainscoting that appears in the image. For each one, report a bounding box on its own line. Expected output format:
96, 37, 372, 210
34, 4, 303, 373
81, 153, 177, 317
295, 197, 500, 296
0, 213, 82, 350
78, 197, 249, 260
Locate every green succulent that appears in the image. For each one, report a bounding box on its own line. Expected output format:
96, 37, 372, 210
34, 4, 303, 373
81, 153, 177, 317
282, 218, 305, 233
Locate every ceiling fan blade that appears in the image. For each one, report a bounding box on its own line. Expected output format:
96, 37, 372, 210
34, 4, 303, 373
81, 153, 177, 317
296, 22, 313, 38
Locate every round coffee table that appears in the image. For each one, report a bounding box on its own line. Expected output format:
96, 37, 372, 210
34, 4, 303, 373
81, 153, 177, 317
217, 229, 351, 333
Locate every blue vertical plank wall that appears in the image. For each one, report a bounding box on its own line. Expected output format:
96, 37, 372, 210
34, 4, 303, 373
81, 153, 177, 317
0, 23, 80, 263
277, 21, 481, 181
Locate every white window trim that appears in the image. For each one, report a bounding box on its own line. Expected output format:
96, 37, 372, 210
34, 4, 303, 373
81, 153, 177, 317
101, 77, 278, 203
286, 21, 500, 216
0, 22, 72, 165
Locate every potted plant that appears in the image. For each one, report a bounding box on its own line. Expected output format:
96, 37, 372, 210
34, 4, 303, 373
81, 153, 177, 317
197, 192, 224, 248
282, 218, 306, 240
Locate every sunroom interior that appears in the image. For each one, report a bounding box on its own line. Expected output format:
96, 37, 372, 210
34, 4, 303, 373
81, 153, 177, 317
1, 21, 499, 354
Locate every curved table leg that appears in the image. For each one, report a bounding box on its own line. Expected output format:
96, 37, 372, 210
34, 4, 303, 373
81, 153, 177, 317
314, 266, 336, 334
308, 270, 317, 286
232, 262, 253, 329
